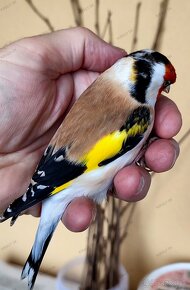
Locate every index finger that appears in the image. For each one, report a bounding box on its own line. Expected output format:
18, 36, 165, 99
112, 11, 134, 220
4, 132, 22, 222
9, 27, 126, 75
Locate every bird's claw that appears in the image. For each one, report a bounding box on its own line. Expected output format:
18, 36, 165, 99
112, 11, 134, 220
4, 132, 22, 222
135, 136, 159, 172
0, 215, 6, 223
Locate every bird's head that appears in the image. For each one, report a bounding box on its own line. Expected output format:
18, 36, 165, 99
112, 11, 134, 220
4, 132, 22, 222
128, 49, 176, 106
111, 49, 176, 107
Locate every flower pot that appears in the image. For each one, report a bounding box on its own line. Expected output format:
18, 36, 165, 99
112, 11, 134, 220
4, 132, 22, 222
56, 256, 129, 290
137, 263, 190, 290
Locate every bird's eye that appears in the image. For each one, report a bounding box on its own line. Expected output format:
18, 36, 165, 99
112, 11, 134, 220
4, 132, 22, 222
163, 80, 171, 88
163, 80, 171, 93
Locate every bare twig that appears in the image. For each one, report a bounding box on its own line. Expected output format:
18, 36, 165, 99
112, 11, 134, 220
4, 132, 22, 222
108, 199, 120, 287
120, 203, 132, 217
70, 0, 84, 26
95, 0, 100, 36
152, 0, 169, 50
108, 11, 113, 44
178, 128, 190, 146
25, 0, 54, 32
120, 204, 136, 243
131, 2, 141, 52
101, 10, 112, 40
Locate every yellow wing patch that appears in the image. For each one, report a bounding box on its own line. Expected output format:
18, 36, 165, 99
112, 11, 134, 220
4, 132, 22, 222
81, 130, 126, 172
81, 121, 148, 172
51, 180, 73, 195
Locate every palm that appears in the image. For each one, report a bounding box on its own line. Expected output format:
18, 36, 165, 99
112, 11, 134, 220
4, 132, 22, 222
0, 45, 98, 211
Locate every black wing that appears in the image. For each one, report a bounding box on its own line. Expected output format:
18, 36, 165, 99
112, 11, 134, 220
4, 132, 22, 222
0, 146, 86, 223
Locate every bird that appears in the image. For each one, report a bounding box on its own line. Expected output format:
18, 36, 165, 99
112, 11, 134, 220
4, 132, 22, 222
0, 49, 176, 289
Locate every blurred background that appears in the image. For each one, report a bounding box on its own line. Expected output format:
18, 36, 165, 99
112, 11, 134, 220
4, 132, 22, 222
0, 0, 189, 289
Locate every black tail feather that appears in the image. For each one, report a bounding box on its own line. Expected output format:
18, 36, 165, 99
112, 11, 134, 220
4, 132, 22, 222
21, 231, 53, 290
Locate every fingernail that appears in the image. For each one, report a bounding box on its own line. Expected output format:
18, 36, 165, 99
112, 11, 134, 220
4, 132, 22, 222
172, 139, 180, 156
135, 176, 145, 195
170, 140, 180, 167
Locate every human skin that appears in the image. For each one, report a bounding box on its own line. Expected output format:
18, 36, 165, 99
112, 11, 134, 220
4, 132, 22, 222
0, 27, 182, 232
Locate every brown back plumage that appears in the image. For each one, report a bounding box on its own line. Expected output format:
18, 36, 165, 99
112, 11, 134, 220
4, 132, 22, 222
51, 75, 140, 161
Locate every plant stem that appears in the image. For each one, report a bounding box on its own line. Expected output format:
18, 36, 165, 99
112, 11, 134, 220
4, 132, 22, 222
70, 0, 84, 26
25, 0, 54, 32
152, 0, 169, 50
131, 2, 141, 52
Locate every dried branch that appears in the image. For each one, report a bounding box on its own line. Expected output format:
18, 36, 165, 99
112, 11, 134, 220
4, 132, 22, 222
120, 204, 136, 243
106, 198, 116, 287
178, 128, 190, 146
107, 199, 120, 287
108, 11, 113, 44
95, 0, 100, 36
25, 0, 54, 32
70, 0, 84, 26
101, 10, 112, 41
131, 2, 141, 52
81, 204, 106, 290
120, 202, 132, 217
152, 0, 169, 50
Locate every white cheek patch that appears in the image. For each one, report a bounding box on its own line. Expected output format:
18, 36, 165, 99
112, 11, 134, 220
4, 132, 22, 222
106, 57, 133, 90
146, 63, 165, 106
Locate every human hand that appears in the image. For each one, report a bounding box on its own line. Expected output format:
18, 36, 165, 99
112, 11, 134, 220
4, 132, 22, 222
0, 27, 182, 231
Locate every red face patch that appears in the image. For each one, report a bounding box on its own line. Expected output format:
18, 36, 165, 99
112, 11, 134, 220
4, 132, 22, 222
165, 63, 177, 84
157, 63, 176, 97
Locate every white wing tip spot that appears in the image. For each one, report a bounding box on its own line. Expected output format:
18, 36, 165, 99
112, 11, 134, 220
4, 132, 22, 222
22, 193, 27, 202
7, 207, 12, 213
54, 155, 64, 162
38, 170, 45, 177
37, 185, 47, 190
31, 188, 35, 197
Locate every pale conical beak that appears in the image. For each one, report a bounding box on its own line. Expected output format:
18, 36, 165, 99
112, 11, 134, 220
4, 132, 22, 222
164, 85, 170, 93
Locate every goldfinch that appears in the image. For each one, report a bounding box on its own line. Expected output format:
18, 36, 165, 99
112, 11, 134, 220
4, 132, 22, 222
0, 49, 176, 289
